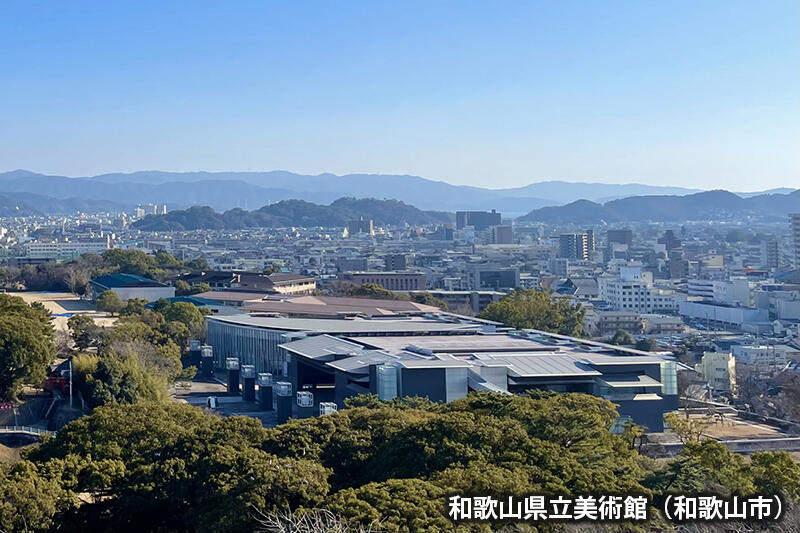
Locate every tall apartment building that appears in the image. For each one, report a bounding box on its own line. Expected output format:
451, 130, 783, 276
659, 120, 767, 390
760, 238, 779, 270
559, 232, 591, 260
792, 214, 800, 268
490, 225, 513, 244
455, 210, 502, 231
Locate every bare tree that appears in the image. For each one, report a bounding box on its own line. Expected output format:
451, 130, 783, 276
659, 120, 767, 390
252, 508, 382, 533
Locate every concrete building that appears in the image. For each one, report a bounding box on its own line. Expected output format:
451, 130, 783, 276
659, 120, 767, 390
383, 254, 407, 271
760, 239, 779, 270
792, 214, 800, 268
469, 264, 520, 290
22, 237, 111, 259
344, 218, 375, 237
731, 345, 788, 372
598, 267, 679, 314
699, 351, 736, 395
205, 314, 679, 431
584, 309, 644, 337
490, 225, 513, 245
177, 271, 316, 295
340, 271, 426, 291
678, 301, 769, 330
559, 233, 591, 260
88, 273, 175, 302
455, 210, 502, 231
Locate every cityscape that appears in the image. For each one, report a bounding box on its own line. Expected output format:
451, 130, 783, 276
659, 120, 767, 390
1, 2, 798, 532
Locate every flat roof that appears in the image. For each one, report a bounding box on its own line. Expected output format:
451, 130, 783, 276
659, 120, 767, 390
207, 314, 483, 334
279, 335, 365, 360
487, 354, 601, 378
349, 334, 553, 354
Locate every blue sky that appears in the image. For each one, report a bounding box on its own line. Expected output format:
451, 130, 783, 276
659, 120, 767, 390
1, 1, 797, 190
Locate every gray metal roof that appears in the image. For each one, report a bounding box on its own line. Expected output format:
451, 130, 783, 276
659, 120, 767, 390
279, 335, 365, 359
486, 354, 601, 378
207, 315, 482, 334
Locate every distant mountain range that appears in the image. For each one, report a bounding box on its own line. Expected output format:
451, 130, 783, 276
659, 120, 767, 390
517, 189, 800, 223
0, 169, 795, 219
131, 197, 452, 231
0, 192, 130, 217
0, 169, 719, 213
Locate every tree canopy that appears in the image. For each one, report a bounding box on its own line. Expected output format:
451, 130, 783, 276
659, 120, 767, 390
478, 290, 585, 336
0, 294, 55, 400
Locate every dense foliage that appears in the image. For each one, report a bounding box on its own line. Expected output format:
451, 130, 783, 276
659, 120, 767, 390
0, 294, 55, 400
2, 391, 800, 532
479, 289, 585, 336
68, 300, 204, 408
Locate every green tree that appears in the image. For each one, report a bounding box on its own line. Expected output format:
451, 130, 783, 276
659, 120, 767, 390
174, 279, 193, 296
478, 289, 585, 336
30, 403, 327, 533
635, 337, 658, 351
101, 249, 159, 277
164, 301, 208, 338
325, 479, 451, 533
610, 329, 635, 345
0, 294, 55, 400
96, 290, 124, 316
750, 451, 800, 500
67, 314, 102, 350
121, 298, 148, 316
0, 460, 73, 533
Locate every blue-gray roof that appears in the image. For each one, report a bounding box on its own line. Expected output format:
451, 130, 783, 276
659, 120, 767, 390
91, 273, 167, 289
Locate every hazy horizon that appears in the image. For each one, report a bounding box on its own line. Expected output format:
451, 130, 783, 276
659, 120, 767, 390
1, 1, 798, 190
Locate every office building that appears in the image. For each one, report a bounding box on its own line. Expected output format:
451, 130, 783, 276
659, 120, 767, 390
455, 210, 502, 231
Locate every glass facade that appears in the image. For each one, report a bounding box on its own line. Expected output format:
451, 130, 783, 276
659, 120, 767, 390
206, 320, 289, 375
660, 361, 677, 395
